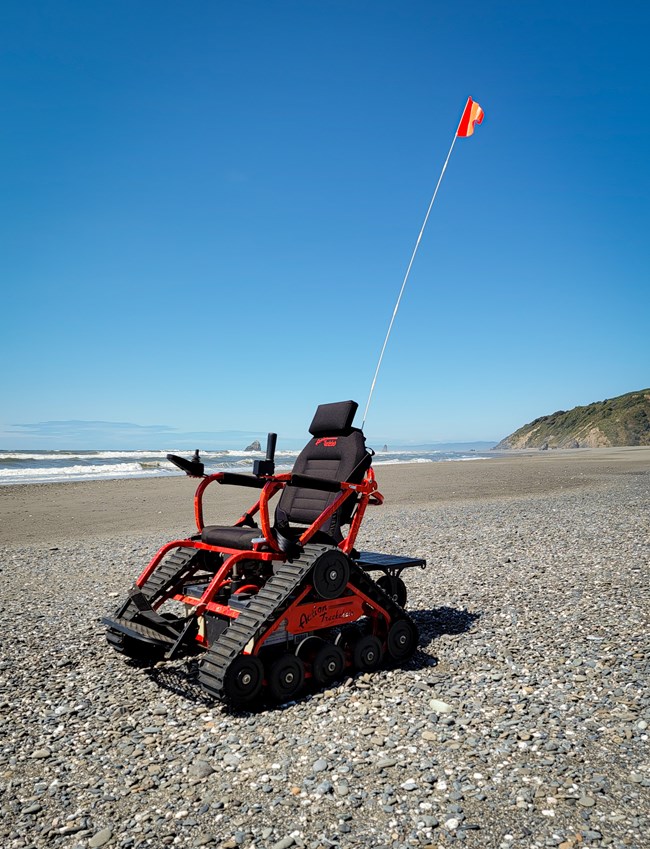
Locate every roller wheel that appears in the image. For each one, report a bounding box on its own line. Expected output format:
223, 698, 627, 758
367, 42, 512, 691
376, 575, 407, 607
312, 643, 345, 685
268, 655, 305, 702
223, 655, 264, 704
312, 549, 350, 600
353, 634, 383, 672
295, 635, 324, 660
387, 619, 418, 663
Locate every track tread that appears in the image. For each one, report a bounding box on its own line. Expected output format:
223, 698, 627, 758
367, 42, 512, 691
105, 546, 204, 652
198, 544, 419, 701
198, 544, 331, 698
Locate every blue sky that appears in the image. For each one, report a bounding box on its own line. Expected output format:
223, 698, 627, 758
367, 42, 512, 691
1, 1, 648, 449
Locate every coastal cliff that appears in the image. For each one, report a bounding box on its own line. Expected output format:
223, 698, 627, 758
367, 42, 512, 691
496, 388, 650, 449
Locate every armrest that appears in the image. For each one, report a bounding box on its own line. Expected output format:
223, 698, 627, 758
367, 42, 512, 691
218, 472, 266, 489
289, 473, 343, 493
167, 453, 204, 477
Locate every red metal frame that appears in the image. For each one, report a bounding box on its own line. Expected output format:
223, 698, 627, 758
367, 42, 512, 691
134, 465, 386, 650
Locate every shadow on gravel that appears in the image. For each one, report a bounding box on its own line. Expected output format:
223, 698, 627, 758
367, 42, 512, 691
411, 605, 482, 649
406, 605, 482, 673
143, 662, 214, 705
139, 605, 481, 711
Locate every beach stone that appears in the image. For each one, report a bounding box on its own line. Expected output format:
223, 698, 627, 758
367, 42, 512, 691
271, 838, 295, 849
429, 699, 453, 714
22, 802, 42, 814
89, 828, 113, 848
189, 760, 215, 779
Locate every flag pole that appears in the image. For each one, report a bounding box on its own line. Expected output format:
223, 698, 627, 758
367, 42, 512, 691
361, 99, 476, 430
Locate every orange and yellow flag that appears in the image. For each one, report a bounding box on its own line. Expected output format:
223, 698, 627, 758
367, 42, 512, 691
457, 97, 484, 137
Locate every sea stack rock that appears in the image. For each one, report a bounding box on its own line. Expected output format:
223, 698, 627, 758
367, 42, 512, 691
244, 440, 261, 452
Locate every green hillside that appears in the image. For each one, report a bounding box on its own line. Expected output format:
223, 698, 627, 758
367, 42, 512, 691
496, 389, 650, 449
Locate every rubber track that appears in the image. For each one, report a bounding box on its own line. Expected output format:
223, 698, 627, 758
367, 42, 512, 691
198, 545, 418, 700
106, 546, 203, 651
140, 546, 203, 602
198, 544, 331, 698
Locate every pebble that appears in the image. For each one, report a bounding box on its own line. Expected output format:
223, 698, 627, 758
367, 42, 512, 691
271, 838, 295, 849
31, 748, 51, 759
429, 699, 453, 714
189, 760, 215, 778
89, 827, 113, 848
22, 803, 42, 814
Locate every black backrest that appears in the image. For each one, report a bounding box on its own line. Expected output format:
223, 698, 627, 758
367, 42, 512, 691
275, 400, 372, 540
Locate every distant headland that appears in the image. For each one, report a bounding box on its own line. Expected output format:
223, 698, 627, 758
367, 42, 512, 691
496, 388, 650, 449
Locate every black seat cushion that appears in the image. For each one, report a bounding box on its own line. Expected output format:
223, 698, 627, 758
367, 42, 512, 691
200, 524, 338, 550
201, 526, 263, 549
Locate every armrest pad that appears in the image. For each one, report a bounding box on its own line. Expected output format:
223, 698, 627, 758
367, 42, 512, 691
289, 473, 343, 493
219, 472, 266, 489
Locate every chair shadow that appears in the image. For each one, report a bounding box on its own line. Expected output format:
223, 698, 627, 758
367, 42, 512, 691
411, 605, 481, 648
140, 604, 481, 710
406, 604, 482, 672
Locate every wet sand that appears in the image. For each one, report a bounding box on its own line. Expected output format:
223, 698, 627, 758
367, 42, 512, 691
1, 447, 648, 547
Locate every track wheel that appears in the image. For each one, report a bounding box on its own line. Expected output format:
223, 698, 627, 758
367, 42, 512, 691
312, 549, 350, 600
353, 634, 383, 672
268, 655, 305, 702
387, 619, 418, 663
223, 655, 264, 704
376, 574, 407, 607
312, 643, 345, 685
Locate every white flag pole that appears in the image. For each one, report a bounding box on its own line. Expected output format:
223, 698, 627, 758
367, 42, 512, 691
361, 102, 470, 430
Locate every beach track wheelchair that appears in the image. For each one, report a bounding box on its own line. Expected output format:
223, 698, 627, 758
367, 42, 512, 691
103, 400, 425, 704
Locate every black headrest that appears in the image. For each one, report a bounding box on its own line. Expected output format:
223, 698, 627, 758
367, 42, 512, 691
309, 400, 359, 436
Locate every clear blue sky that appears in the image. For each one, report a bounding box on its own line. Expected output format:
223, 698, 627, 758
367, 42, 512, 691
1, 1, 648, 449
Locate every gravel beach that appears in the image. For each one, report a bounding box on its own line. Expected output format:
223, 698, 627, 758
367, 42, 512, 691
1, 449, 648, 849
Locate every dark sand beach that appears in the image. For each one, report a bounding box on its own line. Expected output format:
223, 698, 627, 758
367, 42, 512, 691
1, 447, 648, 546
1, 448, 648, 849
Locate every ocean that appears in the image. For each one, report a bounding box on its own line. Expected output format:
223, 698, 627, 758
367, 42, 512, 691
0, 447, 493, 486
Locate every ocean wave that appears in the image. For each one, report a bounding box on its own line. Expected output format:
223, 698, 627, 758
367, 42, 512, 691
0, 449, 491, 485
0, 448, 300, 462
0, 459, 298, 485
374, 457, 434, 465
442, 456, 492, 462
0, 462, 177, 485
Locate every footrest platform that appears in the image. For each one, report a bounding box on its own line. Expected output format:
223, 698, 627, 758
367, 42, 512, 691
354, 551, 426, 571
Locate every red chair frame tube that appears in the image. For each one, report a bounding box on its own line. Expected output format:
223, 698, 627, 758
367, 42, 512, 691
136, 467, 384, 613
